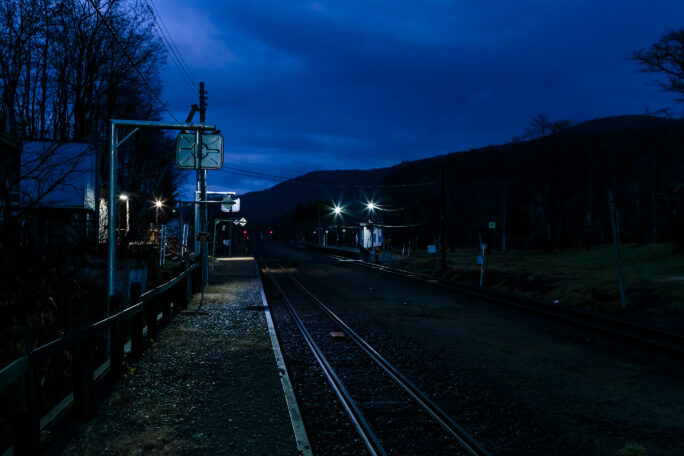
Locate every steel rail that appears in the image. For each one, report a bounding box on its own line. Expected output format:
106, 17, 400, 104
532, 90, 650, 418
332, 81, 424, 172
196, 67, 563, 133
325, 253, 684, 357
279, 264, 491, 456
256, 257, 387, 456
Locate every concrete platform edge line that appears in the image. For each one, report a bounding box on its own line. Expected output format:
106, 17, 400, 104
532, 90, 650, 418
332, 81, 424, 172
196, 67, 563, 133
254, 260, 313, 456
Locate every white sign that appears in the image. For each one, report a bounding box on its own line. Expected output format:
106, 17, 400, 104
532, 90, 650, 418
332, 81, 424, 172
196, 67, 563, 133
221, 196, 240, 213
175, 133, 224, 169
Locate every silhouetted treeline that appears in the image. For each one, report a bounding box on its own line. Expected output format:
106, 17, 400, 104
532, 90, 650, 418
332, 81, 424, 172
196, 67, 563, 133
0, 0, 179, 243
241, 114, 684, 251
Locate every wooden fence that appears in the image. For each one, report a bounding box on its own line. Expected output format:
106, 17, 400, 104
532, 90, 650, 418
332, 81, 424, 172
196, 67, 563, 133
0, 257, 202, 455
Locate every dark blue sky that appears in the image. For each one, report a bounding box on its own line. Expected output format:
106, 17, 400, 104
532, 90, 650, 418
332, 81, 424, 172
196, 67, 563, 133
154, 0, 684, 197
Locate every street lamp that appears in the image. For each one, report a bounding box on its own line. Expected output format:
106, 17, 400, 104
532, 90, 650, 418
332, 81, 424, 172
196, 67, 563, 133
154, 199, 164, 225
119, 194, 129, 234
365, 201, 378, 260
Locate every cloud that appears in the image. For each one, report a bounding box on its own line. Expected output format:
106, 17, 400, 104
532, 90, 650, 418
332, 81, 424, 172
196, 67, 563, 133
160, 0, 684, 197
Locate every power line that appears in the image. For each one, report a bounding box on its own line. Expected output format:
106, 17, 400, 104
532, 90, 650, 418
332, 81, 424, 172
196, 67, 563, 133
149, 0, 199, 86
86, 0, 179, 122
226, 155, 313, 176
147, 18, 196, 94
371, 201, 419, 212
143, 0, 198, 93
217, 166, 440, 189
376, 222, 426, 228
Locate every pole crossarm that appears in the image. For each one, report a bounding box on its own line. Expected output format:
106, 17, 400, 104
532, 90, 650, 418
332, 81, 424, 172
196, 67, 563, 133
110, 119, 216, 130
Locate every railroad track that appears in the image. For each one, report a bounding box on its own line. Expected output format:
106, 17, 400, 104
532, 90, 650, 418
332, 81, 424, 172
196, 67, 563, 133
322, 252, 684, 358
254, 249, 491, 456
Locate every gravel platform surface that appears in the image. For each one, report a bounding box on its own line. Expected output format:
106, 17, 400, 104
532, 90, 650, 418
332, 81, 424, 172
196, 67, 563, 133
42, 257, 300, 455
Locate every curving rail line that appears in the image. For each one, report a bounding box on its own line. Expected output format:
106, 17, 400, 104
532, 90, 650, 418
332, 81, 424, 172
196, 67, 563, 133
254, 248, 491, 456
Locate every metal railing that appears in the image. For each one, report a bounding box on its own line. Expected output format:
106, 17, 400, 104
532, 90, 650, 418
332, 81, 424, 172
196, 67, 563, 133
0, 257, 202, 455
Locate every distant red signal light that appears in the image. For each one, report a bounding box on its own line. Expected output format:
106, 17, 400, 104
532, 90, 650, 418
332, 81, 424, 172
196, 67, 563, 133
269, 230, 273, 235
243, 230, 247, 234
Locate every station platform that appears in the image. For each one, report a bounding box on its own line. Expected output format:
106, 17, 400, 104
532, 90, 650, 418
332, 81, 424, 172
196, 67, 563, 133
42, 256, 309, 455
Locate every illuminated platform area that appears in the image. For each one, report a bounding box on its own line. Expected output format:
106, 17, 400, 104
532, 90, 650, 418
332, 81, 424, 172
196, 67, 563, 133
41, 257, 308, 455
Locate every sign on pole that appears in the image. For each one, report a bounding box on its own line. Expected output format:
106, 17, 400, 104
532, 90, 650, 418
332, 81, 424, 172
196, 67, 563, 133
221, 195, 241, 213
176, 133, 224, 169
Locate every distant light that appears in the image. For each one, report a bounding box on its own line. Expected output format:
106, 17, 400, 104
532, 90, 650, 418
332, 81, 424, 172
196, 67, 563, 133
333, 205, 342, 215
367, 202, 376, 211
119, 194, 128, 201
154, 199, 163, 208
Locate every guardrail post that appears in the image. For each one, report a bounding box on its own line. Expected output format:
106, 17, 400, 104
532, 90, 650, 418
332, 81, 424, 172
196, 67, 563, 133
108, 295, 124, 379
130, 282, 144, 356
72, 334, 94, 420
191, 264, 198, 293
161, 272, 172, 323
185, 259, 192, 300
145, 295, 159, 341
171, 267, 183, 314
177, 278, 188, 311
161, 292, 171, 324
12, 334, 40, 456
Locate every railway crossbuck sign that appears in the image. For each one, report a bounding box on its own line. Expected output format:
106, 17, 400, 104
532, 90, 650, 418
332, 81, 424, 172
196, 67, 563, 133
175, 133, 224, 169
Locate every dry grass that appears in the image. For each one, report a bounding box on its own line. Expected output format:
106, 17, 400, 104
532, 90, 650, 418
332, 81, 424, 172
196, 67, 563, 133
405, 243, 684, 318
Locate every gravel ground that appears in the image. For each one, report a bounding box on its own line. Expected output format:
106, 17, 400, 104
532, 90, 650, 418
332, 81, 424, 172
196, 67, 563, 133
41, 257, 299, 456
261, 242, 684, 456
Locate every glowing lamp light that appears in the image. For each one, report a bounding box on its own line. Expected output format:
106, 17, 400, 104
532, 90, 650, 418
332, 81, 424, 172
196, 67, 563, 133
333, 205, 342, 215
119, 194, 128, 201
367, 202, 376, 211
154, 199, 163, 208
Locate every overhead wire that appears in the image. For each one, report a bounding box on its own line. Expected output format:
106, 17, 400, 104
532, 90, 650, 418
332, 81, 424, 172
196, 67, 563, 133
370, 201, 419, 212
375, 222, 426, 228
86, 0, 180, 122
148, 0, 199, 87
217, 166, 439, 189
143, 0, 198, 93
226, 156, 314, 176
146, 18, 194, 97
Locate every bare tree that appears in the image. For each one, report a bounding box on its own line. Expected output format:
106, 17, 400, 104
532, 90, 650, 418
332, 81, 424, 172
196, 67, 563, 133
632, 28, 684, 101
0, 0, 177, 245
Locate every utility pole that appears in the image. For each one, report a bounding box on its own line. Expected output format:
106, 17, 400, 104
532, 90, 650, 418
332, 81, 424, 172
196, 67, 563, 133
502, 187, 507, 253
440, 168, 446, 269
199, 82, 208, 286
609, 189, 628, 309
